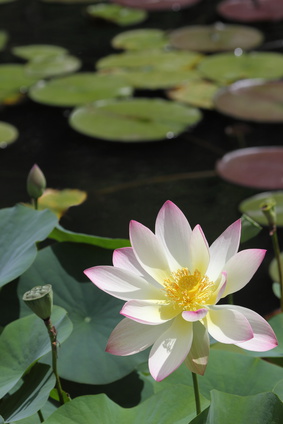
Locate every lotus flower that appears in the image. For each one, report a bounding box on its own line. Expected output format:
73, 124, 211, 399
84, 201, 277, 381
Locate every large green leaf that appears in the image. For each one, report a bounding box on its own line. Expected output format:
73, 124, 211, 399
0, 205, 58, 288
239, 191, 283, 226
0, 364, 55, 423
43, 385, 209, 424
0, 306, 72, 398
0, 64, 38, 96
190, 390, 283, 424
111, 28, 169, 51
10, 402, 57, 424
25, 55, 81, 79
18, 242, 148, 384
48, 224, 130, 249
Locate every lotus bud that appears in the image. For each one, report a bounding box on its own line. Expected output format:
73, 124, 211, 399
27, 164, 46, 200
23, 284, 53, 320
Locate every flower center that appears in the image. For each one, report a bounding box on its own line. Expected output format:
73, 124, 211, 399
164, 268, 214, 311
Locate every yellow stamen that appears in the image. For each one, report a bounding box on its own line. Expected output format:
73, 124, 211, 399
164, 268, 214, 311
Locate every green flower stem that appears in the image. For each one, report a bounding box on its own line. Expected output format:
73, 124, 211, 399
37, 410, 44, 423
43, 318, 65, 405
33, 198, 38, 210
192, 372, 201, 416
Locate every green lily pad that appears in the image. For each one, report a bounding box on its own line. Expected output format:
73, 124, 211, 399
96, 49, 203, 72
0, 64, 38, 98
86, 3, 147, 26
29, 72, 133, 107
0, 121, 18, 147
111, 28, 169, 50
12, 44, 68, 60
69, 97, 202, 142
24, 54, 81, 79
239, 191, 283, 226
18, 243, 149, 384
167, 79, 220, 109
0, 30, 8, 51
197, 51, 283, 84
168, 23, 264, 52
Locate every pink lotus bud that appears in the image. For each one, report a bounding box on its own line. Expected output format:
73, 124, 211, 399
27, 164, 46, 200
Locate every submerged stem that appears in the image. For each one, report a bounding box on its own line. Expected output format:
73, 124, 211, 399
192, 372, 201, 416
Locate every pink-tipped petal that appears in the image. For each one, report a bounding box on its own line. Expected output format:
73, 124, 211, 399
222, 249, 267, 297
84, 266, 161, 301
106, 318, 171, 356
229, 305, 278, 352
121, 299, 179, 325
185, 321, 209, 375
155, 200, 192, 270
215, 272, 227, 303
130, 220, 171, 285
188, 225, 210, 275
206, 305, 254, 344
182, 308, 208, 322
206, 219, 241, 281
149, 315, 193, 381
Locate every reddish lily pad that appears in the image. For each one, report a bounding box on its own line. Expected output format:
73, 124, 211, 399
168, 23, 264, 52
167, 79, 220, 109
214, 79, 283, 122
111, 28, 169, 50
216, 147, 283, 189
86, 3, 147, 26
239, 191, 283, 227
112, 0, 201, 11
217, 0, 283, 22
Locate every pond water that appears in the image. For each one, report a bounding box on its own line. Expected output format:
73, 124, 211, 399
1, 0, 283, 402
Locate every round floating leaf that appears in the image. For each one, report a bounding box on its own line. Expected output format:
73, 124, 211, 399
216, 147, 283, 189
167, 79, 220, 109
0, 30, 8, 51
197, 51, 283, 84
86, 4, 147, 26
214, 79, 283, 122
0, 121, 18, 147
12, 44, 68, 60
29, 72, 133, 107
0, 64, 38, 95
112, 0, 202, 11
24, 54, 81, 79
18, 243, 149, 384
69, 97, 202, 142
168, 23, 264, 52
217, 0, 283, 22
96, 49, 203, 72
111, 28, 169, 50
239, 191, 283, 226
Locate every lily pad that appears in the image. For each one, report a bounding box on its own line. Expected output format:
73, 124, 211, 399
29, 72, 133, 107
239, 191, 283, 226
0, 30, 8, 51
216, 147, 283, 189
111, 28, 169, 50
167, 79, 220, 109
12, 44, 68, 60
214, 79, 283, 122
69, 97, 202, 142
0, 121, 18, 148
86, 3, 147, 26
112, 0, 202, 11
197, 51, 283, 84
0, 64, 38, 99
217, 0, 283, 22
96, 49, 203, 72
24, 54, 81, 79
168, 23, 264, 52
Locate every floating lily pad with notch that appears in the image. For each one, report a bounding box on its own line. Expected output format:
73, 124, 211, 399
69, 97, 202, 142
0, 121, 18, 147
12, 44, 68, 60
217, 0, 283, 22
214, 79, 283, 122
24, 54, 81, 79
86, 3, 147, 26
167, 79, 220, 109
111, 28, 169, 50
0, 30, 8, 51
96, 49, 203, 71
29, 72, 133, 107
112, 0, 202, 11
216, 147, 283, 189
197, 52, 283, 84
168, 23, 264, 52
239, 191, 283, 226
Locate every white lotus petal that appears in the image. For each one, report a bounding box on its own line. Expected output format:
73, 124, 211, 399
222, 249, 266, 297
185, 321, 209, 375
206, 305, 254, 344
121, 299, 180, 325
182, 308, 208, 322
106, 318, 171, 356
155, 200, 192, 270
149, 315, 193, 381
206, 219, 241, 281
188, 225, 209, 275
